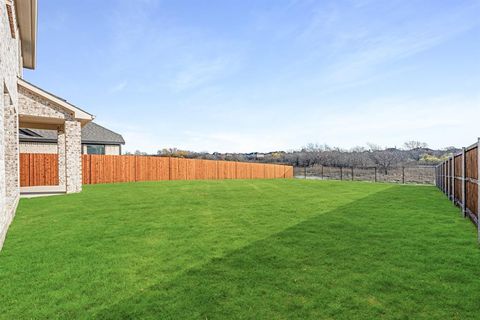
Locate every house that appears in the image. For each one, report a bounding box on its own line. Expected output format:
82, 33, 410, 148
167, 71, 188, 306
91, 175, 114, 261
1, 0, 95, 248
1, 0, 39, 247
19, 122, 125, 155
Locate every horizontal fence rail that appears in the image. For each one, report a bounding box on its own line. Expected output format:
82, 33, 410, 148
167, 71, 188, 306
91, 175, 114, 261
82, 155, 293, 185
294, 165, 435, 185
435, 139, 479, 240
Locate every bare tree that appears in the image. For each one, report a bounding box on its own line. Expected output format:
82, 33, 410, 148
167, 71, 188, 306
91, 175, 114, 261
366, 142, 382, 151
403, 141, 428, 150
369, 149, 404, 174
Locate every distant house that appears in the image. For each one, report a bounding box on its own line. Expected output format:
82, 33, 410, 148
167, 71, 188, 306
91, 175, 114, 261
245, 152, 265, 160
19, 122, 125, 155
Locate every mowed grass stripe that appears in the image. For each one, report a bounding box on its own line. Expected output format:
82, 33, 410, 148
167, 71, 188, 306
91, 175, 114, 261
0, 180, 478, 319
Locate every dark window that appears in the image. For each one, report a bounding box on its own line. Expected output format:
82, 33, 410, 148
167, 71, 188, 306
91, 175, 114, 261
86, 144, 105, 155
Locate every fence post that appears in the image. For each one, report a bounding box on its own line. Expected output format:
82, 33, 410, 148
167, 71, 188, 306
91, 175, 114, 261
351, 167, 354, 181
444, 161, 447, 194
445, 159, 450, 199
440, 164, 443, 189
437, 164, 442, 189
451, 157, 455, 204
402, 167, 405, 184
443, 161, 446, 193
450, 156, 455, 201
438, 165, 441, 188
304, 166, 307, 179
437, 165, 439, 188
439, 165, 442, 189
438, 165, 440, 188
374, 167, 377, 182
449, 158, 452, 199
445, 160, 448, 195
321, 165, 324, 180
462, 148, 466, 217
340, 167, 343, 180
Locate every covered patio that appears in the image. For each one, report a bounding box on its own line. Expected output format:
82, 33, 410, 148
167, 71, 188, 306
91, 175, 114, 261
17, 79, 93, 196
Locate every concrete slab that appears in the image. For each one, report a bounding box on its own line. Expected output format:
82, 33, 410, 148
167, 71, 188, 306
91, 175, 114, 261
20, 185, 66, 198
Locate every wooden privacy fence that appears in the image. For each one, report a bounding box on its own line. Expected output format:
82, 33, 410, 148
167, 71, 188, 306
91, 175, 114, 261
435, 139, 479, 238
82, 155, 293, 184
19, 153, 59, 187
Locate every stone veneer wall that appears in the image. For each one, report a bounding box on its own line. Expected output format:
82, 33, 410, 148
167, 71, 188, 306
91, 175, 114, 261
65, 121, 82, 193
0, 0, 22, 247
58, 128, 66, 187
4, 104, 19, 205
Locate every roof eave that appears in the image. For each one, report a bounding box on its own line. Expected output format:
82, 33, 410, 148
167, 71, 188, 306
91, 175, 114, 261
19, 137, 57, 143
18, 78, 95, 123
81, 140, 125, 145
14, 0, 37, 69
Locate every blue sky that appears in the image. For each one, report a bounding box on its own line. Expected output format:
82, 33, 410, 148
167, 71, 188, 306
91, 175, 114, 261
25, 0, 480, 153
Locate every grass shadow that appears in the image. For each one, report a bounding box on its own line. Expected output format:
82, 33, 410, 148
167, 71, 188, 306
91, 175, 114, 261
94, 185, 480, 319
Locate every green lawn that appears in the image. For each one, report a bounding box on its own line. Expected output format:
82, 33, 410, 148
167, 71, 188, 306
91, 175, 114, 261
1, 180, 479, 319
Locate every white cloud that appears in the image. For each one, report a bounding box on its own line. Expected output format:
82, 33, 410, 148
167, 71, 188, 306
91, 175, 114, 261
171, 57, 241, 92
294, 0, 480, 88
108, 80, 128, 94
295, 94, 480, 150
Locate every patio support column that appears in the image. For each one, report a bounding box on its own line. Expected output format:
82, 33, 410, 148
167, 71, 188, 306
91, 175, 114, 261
64, 120, 82, 193
58, 126, 66, 188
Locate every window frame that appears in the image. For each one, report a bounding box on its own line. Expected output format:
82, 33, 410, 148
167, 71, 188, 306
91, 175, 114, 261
85, 144, 106, 155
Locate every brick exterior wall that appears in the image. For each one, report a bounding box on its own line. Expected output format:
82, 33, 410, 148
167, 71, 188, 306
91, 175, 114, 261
19, 142, 58, 154
0, 0, 22, 247
105, 145, 121, 155
21, 142, 121, 155
18, 86, 76, 122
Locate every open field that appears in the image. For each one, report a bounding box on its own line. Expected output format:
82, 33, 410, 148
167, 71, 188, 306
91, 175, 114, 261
295, 165, 435, 184
1, 180, 479, 319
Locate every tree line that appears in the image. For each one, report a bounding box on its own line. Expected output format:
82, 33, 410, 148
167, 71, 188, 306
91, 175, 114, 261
126, 141, 459, 174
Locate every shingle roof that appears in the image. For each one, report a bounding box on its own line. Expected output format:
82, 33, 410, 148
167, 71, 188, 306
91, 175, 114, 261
19, 122, 125, 145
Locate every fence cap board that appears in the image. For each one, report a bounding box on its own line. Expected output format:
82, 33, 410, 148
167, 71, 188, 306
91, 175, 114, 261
465, 141, 479, 152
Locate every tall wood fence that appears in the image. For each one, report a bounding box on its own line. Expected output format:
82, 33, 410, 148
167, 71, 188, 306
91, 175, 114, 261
82, 155, 293, 184
19, 153, 59, 187
435, 139, 479, 238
